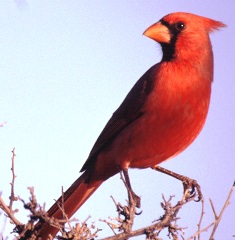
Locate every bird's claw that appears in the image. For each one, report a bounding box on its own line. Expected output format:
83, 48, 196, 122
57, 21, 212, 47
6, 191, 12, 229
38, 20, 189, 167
182, 177, 202, 202
135, 209, 143, 215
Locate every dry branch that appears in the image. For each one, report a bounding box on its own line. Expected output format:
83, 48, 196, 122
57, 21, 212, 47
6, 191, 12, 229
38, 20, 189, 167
0, 149, 233, 239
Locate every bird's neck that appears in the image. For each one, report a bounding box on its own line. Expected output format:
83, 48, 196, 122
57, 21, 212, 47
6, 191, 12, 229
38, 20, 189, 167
162, 42, 214, 82
161, 34, 214, 82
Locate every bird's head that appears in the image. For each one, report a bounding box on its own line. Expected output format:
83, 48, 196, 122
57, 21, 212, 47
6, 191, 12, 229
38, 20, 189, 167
144, 12, 226, 62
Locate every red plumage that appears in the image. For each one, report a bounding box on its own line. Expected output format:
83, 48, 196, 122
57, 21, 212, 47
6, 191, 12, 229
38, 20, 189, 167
38, 12, 225, 239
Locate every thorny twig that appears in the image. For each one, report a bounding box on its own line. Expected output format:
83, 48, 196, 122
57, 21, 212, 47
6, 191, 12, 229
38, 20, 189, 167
209, 181, 235, 240
0, 195, 22, 227
101, 193, 194, 240
186, 181, 234, 240
100, 171, 142, 237
18, 187, 100, 240
0, 150, 234, 239
0, 148, 22, 227
17, 186, 72, 239
9, 148, 18, 210
196, 197, 205, 240
58, 216, 101, 240
1, 180, 233, 240
101, 173, 197, 240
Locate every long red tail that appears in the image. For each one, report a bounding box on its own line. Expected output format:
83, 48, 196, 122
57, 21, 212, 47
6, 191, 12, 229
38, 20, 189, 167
37, 171, 104, 239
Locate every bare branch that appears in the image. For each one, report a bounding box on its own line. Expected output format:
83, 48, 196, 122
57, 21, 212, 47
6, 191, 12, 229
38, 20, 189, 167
0, 196, 22, 226
187, 181, 235, 240
101, 192, 195, 240
0, 148, 22, 229
1, 149, 233, 239
9, 148, 18, 210
209, 181, 235, 239
197, 198, 205, 240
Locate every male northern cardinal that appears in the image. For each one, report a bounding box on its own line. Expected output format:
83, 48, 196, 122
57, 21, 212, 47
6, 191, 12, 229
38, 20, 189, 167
38, 12, 225, 238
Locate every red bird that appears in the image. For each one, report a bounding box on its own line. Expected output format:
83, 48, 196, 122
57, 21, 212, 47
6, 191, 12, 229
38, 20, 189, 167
38, 12, 225, 238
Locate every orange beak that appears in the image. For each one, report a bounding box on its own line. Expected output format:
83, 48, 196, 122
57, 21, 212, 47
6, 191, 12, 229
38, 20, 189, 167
143, 22, 171, 44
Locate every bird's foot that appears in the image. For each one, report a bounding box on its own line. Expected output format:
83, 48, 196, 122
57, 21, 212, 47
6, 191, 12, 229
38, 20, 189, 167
181, 176, 203, 202
153, 165, 203, 202
121, 169, 142, 208
128, 189, 141, 209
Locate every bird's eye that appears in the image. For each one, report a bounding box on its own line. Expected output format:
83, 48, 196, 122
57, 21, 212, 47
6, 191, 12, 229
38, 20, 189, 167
175, 22, 185, 31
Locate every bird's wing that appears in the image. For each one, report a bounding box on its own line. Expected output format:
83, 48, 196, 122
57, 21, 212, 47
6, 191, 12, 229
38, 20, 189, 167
80, 64, 158, 172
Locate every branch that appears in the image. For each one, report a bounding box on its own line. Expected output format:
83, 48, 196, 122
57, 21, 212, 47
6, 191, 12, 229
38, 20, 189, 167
0, 148, 22, 228
101, 196, 186, 240
1, 149, 233, 239
9, 148, 18, 210
0, 196, 22, 226
197, 198, 205, 240
187, 180, 235, 240
209, 181, 235, 239
100, 179, 196, 240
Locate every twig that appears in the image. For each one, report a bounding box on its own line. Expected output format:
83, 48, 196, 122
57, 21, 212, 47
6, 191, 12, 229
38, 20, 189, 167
209, 181, 235, 239
187, 181, 235, 240
196, 198, 205, 240
0, 196, 22, 226
9, 148, 18, 210
2, 148, 231, 239
0, 148, 22, 227
56, 199, 73, 233
101, 192, 195, 240
186, 222, 215, 240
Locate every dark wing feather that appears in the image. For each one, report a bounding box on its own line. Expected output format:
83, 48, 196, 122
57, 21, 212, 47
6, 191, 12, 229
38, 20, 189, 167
80, 64, 158, 172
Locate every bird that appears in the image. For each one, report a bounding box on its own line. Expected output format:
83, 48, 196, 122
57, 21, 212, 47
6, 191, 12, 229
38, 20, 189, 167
37, 12, 225, 238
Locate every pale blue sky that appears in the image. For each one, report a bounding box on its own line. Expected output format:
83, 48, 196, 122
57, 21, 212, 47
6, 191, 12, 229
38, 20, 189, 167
0, 1, 235, 239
